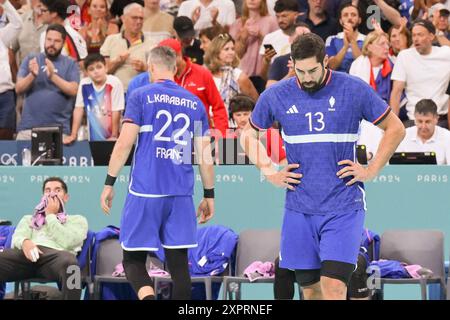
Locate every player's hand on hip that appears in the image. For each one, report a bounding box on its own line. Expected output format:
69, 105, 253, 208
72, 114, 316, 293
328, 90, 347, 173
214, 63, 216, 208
100, 186, 114, 215
266, 163, 302, 191
337, 160, 375, 186
197, 198, 214, 224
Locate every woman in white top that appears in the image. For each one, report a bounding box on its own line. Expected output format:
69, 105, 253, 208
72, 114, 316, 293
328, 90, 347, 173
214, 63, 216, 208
204, 33, 259, 126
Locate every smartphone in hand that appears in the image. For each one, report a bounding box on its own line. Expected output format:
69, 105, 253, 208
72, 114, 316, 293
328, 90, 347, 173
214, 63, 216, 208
263, 44, 276, 53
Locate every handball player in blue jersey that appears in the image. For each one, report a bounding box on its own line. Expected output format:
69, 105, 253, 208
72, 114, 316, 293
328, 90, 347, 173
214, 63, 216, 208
100, 46, 215, 300
241, 33, 405, 300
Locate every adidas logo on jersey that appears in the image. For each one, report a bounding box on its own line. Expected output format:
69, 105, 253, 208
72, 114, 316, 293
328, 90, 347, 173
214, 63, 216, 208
286, 105, 299, 114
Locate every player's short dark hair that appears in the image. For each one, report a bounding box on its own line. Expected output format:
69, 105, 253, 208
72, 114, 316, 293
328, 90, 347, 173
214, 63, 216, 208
84, 53, 106, 69
229, 94, 255, 115
46, 24, 67, 41
338, 1, 361, 18
415, 99, 438, 116
43, 177, 68, 194
291, 33, 325, 63
274, 0, 299, 13
41, 0, 70, 20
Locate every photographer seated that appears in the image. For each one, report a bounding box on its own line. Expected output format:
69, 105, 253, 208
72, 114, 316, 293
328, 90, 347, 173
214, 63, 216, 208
0, 177, 88, 300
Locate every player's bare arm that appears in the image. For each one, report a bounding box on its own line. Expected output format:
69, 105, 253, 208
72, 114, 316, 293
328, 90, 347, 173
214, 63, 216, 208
100, 122, 139, 214
240, 122, 302, 190
337, 111, 405, 186
195, 136, 215, 223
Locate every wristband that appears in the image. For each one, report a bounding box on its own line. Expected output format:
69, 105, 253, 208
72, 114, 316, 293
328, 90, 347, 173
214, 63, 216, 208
105, 174, 117, 186
203, 188, 215, 199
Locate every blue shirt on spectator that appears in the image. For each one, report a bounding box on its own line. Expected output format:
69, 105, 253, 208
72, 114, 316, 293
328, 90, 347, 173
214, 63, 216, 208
126, 71, 151, 105
17, 53, 80, 134
325, 32, 366, 73
268, 53, 290, 82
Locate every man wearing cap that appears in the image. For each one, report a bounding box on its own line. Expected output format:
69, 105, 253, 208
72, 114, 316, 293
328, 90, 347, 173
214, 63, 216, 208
390, 19, 450, 129
173, 15, 204, 65
177, 0, 236, 32
429, 3, 450, 46
159, 38, 229, 136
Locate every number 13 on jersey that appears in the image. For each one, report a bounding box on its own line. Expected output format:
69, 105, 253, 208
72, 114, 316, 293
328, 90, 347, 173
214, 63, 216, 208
305, 112, 325, 132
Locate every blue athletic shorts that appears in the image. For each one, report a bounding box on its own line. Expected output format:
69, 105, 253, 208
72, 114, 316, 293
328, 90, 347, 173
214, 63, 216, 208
279, 208, 365, 270
119, 194, 198, 251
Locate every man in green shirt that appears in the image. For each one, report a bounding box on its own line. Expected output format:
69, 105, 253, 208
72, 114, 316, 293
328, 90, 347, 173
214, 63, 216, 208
0, 177, 88, 300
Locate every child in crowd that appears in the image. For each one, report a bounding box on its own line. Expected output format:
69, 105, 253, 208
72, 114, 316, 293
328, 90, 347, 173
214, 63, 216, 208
227, 94, 286, 165
64, 53, 124, 143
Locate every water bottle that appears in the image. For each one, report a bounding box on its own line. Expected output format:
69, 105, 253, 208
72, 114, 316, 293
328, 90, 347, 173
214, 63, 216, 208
22, 148, 31, 166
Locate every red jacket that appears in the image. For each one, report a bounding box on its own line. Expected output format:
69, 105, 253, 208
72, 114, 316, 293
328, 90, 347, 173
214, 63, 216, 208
175, 58, 229, 136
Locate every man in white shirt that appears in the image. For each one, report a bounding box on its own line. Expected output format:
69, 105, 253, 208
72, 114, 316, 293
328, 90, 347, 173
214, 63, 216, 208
390, 19, 450, 129
177, 0, 236, 32
397, 99, 450, 165
259, 0, 299, 60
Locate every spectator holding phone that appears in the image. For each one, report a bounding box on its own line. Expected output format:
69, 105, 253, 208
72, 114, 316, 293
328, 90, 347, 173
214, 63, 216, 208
258, 0, 298, 85
265, 20, 311, 88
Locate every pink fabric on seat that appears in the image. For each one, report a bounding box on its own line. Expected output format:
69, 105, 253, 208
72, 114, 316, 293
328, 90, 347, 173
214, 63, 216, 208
243, 261, 275, 282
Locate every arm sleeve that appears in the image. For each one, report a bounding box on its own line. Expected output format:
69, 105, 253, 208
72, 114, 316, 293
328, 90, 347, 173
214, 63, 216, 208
99, 35, 112, 58
111, 76, 125, 111
44, 214, 88, 252
66, 60, 81, 83
75, 79, 85, 108
17, 54, 31, 78
11, 216, 33, 250
250, 90, 275, 130
39, 32, 44, 52
359, 81, 391, 125
123, 89, 143, 126
0, 0, 23, 48
325, 36, 337, 56
390, 52, 407, 82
